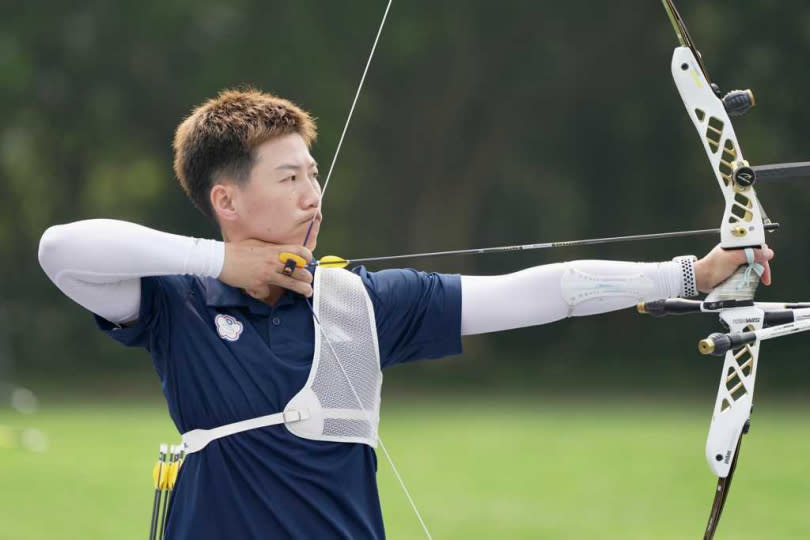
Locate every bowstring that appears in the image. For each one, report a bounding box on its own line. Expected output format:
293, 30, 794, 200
302, 0, 392, 248
301, 1, 434, 538
306, 300, 433, 539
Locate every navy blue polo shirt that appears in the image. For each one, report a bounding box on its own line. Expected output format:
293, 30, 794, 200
95, 267, 462, 539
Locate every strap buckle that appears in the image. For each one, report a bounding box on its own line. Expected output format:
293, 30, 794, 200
283, 409, 310, 423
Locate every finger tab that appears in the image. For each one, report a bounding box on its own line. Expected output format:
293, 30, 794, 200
280, 252, 307, 275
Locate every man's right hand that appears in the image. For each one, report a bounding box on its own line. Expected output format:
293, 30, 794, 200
219, 240, 314, 299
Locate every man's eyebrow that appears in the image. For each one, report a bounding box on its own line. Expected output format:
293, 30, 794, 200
275, 161, 319, 171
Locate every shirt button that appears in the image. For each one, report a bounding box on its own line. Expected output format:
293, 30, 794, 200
272, 317, 281, 326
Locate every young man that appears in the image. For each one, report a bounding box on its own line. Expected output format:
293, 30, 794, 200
38, 89, 773, 539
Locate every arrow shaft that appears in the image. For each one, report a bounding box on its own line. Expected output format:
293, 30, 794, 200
338, 223, 779, 266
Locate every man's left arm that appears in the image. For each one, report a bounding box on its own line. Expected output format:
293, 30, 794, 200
360, 245, 773, 365
460, 245, 774, 336
358, 268, 463, 368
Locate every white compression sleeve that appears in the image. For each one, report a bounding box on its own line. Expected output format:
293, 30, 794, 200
38, 219, 224, 324
460, 260, 685, 336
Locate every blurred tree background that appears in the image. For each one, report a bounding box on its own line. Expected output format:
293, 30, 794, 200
2, 0, 809, 401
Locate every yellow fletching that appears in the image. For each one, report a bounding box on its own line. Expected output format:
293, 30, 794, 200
152, 462, 162, 489
318, 255, 349, 268
168, 461, 180, 488
279, 252, 307, 269
158, 463, 171, 490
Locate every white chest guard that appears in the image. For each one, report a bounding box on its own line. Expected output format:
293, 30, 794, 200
182, 268, 382, 453
284, 267, 382, 446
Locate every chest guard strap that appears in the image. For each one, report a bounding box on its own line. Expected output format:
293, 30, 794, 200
182, 410, 310, 454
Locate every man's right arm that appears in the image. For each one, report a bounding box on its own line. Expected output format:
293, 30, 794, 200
38, 219, 225, 324
38, 219, 315, 325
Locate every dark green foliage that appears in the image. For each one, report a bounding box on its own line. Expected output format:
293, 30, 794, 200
3, 1, 809, 394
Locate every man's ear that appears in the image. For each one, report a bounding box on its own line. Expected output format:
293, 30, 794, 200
210, 183, 239, 222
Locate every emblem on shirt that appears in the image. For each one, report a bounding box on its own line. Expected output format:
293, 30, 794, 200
215, 314, 243, 342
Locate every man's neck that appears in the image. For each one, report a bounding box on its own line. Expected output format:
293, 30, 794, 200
261, 286, 286, 307
219, 227, 299, 307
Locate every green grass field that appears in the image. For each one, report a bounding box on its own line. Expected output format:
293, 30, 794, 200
1, 400, 809, 539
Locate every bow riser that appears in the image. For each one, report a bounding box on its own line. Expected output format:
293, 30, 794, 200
670, 47, 765, 249
670, 45, 768, 481
705, 306, 763, 477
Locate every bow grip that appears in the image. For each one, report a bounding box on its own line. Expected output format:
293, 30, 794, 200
703, 258, 761, 304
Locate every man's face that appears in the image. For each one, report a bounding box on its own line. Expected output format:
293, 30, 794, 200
230, 133, 322, 250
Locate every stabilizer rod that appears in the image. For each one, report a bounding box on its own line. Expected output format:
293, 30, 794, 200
752, 161, 810, 183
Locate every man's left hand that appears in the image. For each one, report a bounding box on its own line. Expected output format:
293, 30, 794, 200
694, 244, 775, 293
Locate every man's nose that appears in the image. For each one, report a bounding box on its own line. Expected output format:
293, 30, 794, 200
301, 178, 321, 208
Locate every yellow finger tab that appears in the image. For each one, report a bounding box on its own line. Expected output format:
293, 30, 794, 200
319, 255, 349, 269
280, 253, 307, 269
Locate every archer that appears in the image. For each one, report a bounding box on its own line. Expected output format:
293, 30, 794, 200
38, 88, 773, 539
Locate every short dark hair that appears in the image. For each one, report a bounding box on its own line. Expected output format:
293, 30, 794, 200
172, 88, 317, 220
